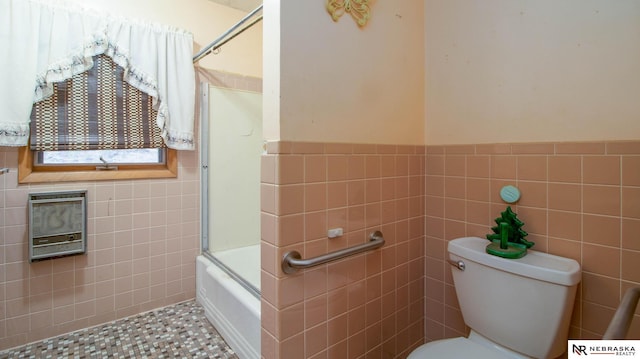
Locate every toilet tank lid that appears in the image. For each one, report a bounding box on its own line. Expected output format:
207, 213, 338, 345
448, 237, 581, 286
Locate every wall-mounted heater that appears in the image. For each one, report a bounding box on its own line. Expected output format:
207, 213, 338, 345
28, 190, 87, 262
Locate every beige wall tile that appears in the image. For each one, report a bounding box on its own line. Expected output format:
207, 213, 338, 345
347, 155, 366, 180
426, 155, 445, 176
347, 181, 365, 206
582, 244, 620, 278
582, 302, 616, 336
305, 213, 327, 242
583, 185, 621, 216
548, 183, 581, 212
305, 156, 327, 183
476, 143, 511, 155
327, 182, 347, 209
583, 156, 621, 185
622, 187, 640, 219
444, 145, 475, 155
621, 250, 640, 283
556, 142, 605, 155
445, 156, 466, 177
275, 184, 305, 215
607, 141, 640, 154
425, 176, 444, 197
517, 181, 547, 208
622, 156, 640, 186
512, 143, 555, 154
444, 177, 466, 199
548, 237, 581, 263
466, 178, 490, 202
365, 155, 381, 178
582, 214, 620, 247
517, 156, 547, 181
304, 183, 326, 213
491, 156, 516, 179
276, 215, 305, 247
582, 272, 620, 308
327, 156, 348, 182
514, 206, 547, 236
444, 198, 466, 222
466, 201, 491, 226
548, 210, 581, 242
396, 155, 409, 177
549, 156, 581, 183
466, 155, 491, 178
380, 156, 396, 178
622, 219, 640, 251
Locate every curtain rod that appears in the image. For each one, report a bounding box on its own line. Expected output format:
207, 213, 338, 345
193, 4, 263, 64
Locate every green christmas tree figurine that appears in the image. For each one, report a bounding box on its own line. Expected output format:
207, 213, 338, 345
486, 206, 534, 259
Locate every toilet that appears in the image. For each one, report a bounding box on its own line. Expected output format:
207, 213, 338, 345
409, 237, 581, 359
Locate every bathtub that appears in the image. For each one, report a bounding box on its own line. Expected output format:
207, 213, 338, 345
196, 248, 260, 359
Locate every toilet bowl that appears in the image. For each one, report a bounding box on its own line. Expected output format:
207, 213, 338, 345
409, 237, 581, 359
408, 331, 529, 359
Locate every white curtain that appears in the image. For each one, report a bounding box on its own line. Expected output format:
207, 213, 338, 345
0, 0, 196, 150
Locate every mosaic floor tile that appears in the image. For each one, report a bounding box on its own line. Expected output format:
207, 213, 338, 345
0, 300, 238, 359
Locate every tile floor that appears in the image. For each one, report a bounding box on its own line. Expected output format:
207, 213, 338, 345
0, 300, 237, 359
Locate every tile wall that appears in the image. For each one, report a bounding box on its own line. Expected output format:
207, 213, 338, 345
424, 141, 640, 342
0, 68, 262, 351
260, 139, 639, 358
0, 148, 200, 350
3, 135, 637, 355
260, 142, 426, 358
0, 68, 260, 352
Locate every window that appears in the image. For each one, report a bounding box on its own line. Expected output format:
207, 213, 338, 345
18, 147, 177, 183
18, 54, 178, 183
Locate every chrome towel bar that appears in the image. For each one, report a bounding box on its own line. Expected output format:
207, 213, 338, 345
281, 231, 385, 274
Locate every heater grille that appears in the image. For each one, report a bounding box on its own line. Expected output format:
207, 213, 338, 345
28, 190, 87, 261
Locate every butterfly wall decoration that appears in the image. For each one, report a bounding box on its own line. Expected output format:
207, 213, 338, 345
326, 0, 372, 27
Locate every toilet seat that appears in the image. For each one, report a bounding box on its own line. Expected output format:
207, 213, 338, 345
407, 337, 510, 359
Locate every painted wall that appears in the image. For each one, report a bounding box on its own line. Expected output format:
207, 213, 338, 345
424, 0, 640, 145
263, 0, 425, 145
79, 0, 263, 77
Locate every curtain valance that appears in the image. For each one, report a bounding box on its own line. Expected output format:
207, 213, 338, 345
0, 0, 196, 150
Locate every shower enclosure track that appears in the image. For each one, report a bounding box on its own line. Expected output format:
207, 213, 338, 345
202, 250, 260, 299
193, 4, 263, 64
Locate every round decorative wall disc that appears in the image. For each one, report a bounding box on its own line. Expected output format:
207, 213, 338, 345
500, 185, 521, 203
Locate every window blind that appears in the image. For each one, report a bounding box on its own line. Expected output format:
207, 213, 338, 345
30, 55, 165, 151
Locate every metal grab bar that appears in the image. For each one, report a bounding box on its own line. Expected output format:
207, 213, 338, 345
603, 286, 640, 340
281, 231, 385, 274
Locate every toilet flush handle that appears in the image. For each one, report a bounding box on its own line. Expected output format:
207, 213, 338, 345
447, 259, 465, 271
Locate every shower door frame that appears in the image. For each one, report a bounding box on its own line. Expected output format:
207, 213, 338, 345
199, 83, 260, 299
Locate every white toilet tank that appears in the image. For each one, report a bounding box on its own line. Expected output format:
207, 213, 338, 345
448, 237, 581, 359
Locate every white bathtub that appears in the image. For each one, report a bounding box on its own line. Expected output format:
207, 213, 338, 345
196, 251, 261, 359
